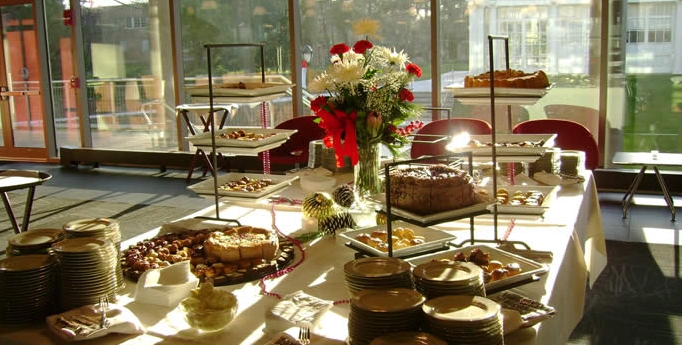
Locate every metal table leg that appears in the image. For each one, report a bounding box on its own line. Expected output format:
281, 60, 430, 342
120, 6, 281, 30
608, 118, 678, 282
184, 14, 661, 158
653, 166, 676, 221
1, 191, 21, 234
622, 165, 647, 219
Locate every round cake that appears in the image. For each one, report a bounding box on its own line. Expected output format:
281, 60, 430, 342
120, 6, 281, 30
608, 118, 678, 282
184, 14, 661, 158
388, 165, 476, 215
464, 69, 549, 89
203, 226, 278, 263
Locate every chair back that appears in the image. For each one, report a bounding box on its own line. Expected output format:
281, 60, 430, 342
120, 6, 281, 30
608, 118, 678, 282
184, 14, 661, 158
512, 118, 599, 170
262, 115, 326, 166
410, 118, 492, 159
544, 104, 599, 142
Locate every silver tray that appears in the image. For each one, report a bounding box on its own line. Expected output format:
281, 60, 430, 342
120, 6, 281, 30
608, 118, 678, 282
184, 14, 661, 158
339, 220, 457, 258
406, 244, 549, 292
368, 193, 493, 224
448, 134, 556, 156
185, 82, 293, 97
187, 173, 299, 198
488, 185, 559, 215
186, 127, 297, 148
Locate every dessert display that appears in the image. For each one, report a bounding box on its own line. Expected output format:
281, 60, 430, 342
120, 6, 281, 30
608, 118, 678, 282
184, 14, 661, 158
354, 227, 427, 252
388, 164, 476, 215
218, 176, 274, 193
219, 129, 277, 141
464, 69, 550, 89
121, 226, 295, 286
443, 248, 523, 283
496, 188, 545, 206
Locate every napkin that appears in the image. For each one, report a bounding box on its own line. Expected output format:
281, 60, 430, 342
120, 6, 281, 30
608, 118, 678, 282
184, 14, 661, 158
264, 291, 334, 333
532, 171, 584, 186
46, 304, 144, 342
134, 260, 199, 307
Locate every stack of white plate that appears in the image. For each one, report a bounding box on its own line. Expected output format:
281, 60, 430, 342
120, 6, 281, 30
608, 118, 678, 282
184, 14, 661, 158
344, 257, 414, 296
422, 295, 504, 345
412, 261, 485, 299
369, 331, 447, 345
63, 218, 124, 290
6, 228, 65, 257
0, 254, 57, 323
348, 288, 425, 345
52, 237, 118, 311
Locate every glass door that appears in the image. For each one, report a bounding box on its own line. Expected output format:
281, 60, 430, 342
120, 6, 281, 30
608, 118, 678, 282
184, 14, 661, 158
0, 0, 48, 160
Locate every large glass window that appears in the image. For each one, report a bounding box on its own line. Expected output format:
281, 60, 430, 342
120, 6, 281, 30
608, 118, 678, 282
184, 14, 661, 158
78, 1, 176, 151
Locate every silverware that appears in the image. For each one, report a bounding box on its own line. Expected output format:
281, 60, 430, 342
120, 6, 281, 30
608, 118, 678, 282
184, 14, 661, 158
297, 327, 310, 345
99, 296, 110, 329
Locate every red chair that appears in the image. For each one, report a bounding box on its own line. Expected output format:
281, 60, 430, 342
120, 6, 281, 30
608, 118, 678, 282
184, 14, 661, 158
512, 118, 600, 170
410, 118, 492, 159
259, 115, 326, 169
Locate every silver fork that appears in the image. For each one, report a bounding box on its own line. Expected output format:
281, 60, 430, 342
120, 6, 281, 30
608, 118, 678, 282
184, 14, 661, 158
297, 327, 310, 345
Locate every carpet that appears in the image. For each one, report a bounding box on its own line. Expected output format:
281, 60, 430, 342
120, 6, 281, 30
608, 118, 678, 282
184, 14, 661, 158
568, 240, 682, 344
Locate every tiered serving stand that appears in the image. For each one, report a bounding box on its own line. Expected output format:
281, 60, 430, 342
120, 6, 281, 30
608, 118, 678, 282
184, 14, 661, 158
185, 43, 296, 222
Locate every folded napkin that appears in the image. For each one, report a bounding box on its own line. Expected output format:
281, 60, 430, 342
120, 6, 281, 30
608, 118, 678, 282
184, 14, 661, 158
46, 304, 144, 342
265, 291, 334, 333
134, 260, 199, 308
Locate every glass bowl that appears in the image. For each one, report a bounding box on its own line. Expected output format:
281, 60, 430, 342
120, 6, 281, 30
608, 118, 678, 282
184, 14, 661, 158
179, 292, 238, 332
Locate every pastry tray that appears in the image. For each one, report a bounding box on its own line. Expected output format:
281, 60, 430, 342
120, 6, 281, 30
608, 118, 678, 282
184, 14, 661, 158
368, 193, 493, 225
185, 82, 293, 97
448, 134, 556, 156
339, 220, 457, 258
406, 244, 549, 294
187, 173, 299, 199
186, 127, 297, 148
488, 185, 559, 215
444, 84, 552, 98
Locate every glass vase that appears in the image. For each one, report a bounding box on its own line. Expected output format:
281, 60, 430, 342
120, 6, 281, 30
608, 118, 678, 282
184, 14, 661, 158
354, 142, 383, 201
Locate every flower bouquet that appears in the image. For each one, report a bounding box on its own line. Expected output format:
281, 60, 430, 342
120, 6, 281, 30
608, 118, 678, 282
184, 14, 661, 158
308, 20, 423, 198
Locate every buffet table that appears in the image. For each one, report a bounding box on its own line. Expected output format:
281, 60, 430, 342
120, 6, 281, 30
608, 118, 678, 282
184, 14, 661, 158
0, 171, 606, 345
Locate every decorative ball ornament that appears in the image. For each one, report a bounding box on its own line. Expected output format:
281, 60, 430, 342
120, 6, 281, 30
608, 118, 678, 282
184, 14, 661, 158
332, 184, 355, 208
319, 212, 356, 234
302, 192, 336, 219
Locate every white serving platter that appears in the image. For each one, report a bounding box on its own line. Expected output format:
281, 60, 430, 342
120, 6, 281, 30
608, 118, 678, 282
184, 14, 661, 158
367, 194, 493, 225
187, 173, 299, 199
339, 220, 457, 258
444, 85, 552, 98
448, 134, 556, 156
406, 244, 549, 293
489, 185, 559, 215
187, 127, 297, 148
185, 82, 293, 98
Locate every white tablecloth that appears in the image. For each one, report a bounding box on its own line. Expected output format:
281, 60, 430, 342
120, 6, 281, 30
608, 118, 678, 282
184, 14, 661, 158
0, 171, 607, 345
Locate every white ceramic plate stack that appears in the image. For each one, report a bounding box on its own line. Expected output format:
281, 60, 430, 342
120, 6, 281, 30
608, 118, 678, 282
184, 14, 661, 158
6, 228, 65, 257
63, 218, 124, 290
344, 257, 414, 296
348, 288, 425, 345
0, 254, 58, 323
412, 261, 485, 299
422, 295, 504, 345
369, 331, 447, 345
52, 237, 118, 311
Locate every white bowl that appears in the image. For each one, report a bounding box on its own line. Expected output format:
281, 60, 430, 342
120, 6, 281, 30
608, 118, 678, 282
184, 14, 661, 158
300, 175, 336, 193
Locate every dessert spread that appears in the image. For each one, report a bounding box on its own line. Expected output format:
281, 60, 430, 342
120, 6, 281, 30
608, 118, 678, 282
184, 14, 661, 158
496, 188, 545, 206
219, 129, 277, 140
354, 227, 426, 252
464, 69, 550, 89
218, 176, 274, 193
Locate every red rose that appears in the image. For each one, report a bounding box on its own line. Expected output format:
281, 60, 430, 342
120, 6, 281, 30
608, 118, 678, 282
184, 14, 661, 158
310, 96, 327, 112
406, 63, 422, 78
398, 88, 414, 102
330, 43, 350, 56
353, 40, 373, 54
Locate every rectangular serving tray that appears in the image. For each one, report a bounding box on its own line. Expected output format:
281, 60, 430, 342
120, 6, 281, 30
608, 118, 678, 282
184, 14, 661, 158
185, 82, 293, 97
489, 185, 559, 215
187, 173, 299, 199
406, 244, 549, 293
367, 193, 493, 225
186, 127, 297, 148
339, 220, 457, 258
449, 134, 556, 156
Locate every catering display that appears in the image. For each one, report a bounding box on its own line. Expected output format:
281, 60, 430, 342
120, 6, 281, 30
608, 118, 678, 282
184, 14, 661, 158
186, 127, 297, 148
445, 69, 552, 105
185, 81, 293, 98
449, 133, 556, 157
120, 225, 295, 286
464, 69, 550, 88
477, 185, 558, 215
406, 245, 549, 293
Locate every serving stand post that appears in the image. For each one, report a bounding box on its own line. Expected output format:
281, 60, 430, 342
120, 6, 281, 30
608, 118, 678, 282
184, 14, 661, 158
199, 42, 270, 223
